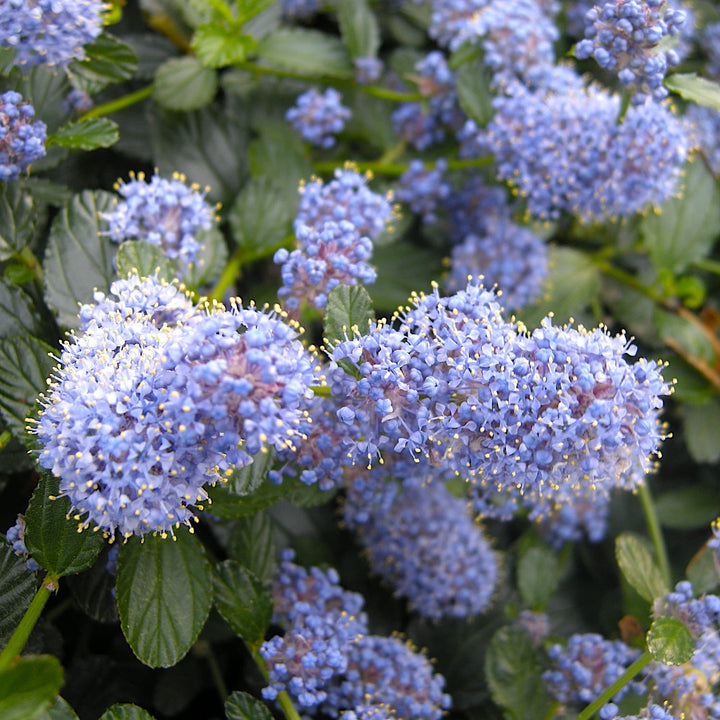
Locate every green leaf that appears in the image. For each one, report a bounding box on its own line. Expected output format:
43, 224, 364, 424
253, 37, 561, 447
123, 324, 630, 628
323, 284, 375, 346
0, 655, 63, 720
37, 696, 79, 720
665, 73, 720, 111
641, 160, 720, 273
213, 560, 272, 647
25, 473, 105, 577
66, 547, 120, 624
192, 22, 256, 68
69, 34, 138, 91
646, 617, 695, 665
686, 543, 720, 595
655, 308, 717, 365
0, 47, 17, 73
43, 190, 117, 328
0, 542, 37, 648
336, 0, 380, 59
116, 527, 213, 668
656, 486, 720, 529
0, 336, 54, 439
228, 513, 276, 584
49, 119, 119, 151
115, 240, 177, 282
682, 400, 720, 464
183, 226, 228, 289
154, 56, 218, 111
256, 29, 353, 78
25, 178, 73, 208
615, 533, 668, 603
225, 691, 273, 720
0, 183, 35, 261
517, 546, 560, 609
98, 704, 157, 720
484, 626, 552, 720
229, 178, 295, 257
456, 59, 494, 127
0, 281, 41, 339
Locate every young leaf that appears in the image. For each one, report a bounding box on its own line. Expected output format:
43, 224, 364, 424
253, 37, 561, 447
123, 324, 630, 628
0, 183, 35, 261
114, 240, 177, 282
43, 190, 117, 328
665, 73, 720, 111
323, 284, 375, 346
336, 0, 380, 59
256, 29, 353, 78
0, 335, 55, 439
517, 546, 560, 609
213, 560, 272, 647
24, 473, 105, 577
228, 512, 277, 584
48, 119, 119, 152
98, 704, 157, 720
116, 527, 213, 668
192, 22, 257, 68
225, 691, 273, 720
69, 34, 138, 90
646, 617, 695, 665
615, 533, 668, 603
0, 655, 63, 720
0, 542, 37, 648
154, 56, 218, 111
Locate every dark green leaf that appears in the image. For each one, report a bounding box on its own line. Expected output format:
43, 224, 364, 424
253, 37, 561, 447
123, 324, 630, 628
323, 285, 375, 346
98, 703, 157, 720
336, 0, 380, 59
484, 626, 552, 720
115, 240, 177, 282
686, 543, 720, 594
49, 119, 119, 151
345, 91, 396, 151
665, 73, 720, 111
0, 655, 63, 720
225, 691, 272, 720
154, 56, 218, 111
517, 546, 560, 609
69, 34, 138, 90
213, 560, 272, 647
122, 33, 179, 81
25, 473, 105, 577
256, 29, 353, 78
0, 281, 41, 339
0, 542, 37, 648
456, 59, 494, 127
37, 696, 79, 720
0, 183, 35, 261
25, 179, 73, 208
641, 160, 720, 273
229, 178, 295, 257
615, 533, 668, 603
43, 190, 117, 328
66, 547, 120, 624
647, 617, 695, 665
228, 513, 276, 584
116, 527, 212, 668
656, 486, 720, 529
192, 22, 256, 68
0, 336, 54, 439
183, 226, 228, 289
682, 400, 720, 464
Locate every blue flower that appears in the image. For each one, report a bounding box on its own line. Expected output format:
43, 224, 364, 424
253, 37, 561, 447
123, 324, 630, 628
354, 57, 383, 84
0, 91, 46, 181
396, 159, 450, 224
5, 515, 41, 571
286, 88, 351, 148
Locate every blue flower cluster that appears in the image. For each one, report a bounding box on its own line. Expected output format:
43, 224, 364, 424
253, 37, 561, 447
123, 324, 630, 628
33, 275, 317, 538
700, 21, 720, 79
353, 57, 383, 84
0, 0, 104, 68
396, 160, 450, 224
5, 514, 41, 571
102, 172, 216, 271
575, 0, 686, 104
0, 91, 46, 181
261, 551, 451, 719
281, 0, 318, 21
532, 492, 611, 548
343, 473, 498, 619
600, 703, 682, 720
286, 88, 351, 148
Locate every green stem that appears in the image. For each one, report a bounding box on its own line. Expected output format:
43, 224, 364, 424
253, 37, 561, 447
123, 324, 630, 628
0, 429, 11, 451
0, 574, 59, 671
575, 650, 653, 720
312, 155, 494, 177
210, 248, 244, 301
638, 481, 672, 589
79, 85, 154, 120
248, 644, 302, 720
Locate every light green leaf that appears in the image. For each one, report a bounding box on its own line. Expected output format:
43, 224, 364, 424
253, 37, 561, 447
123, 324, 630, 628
69, 34, 138, 91
682, 400, 720, 464
517, 546, 560, 610
98, 704, 157, 720
182, 227, 228, 289
225, 691, 273, 720
456, 59, 494, 127
0, 655, 63, 720
655, 308, 717, 365
0, 542, 37, 648
641, 160, 720, 273
43, 190, 117, 328
116, 527, 213, 668
114, 240, 177, 282
192, 22, 256, 68
665, 73, 720, 111
615, 533, 668, 603
154, 56, 218, 111
323, 284, 375, 346
213, 560, 272, 647
256, 28, 353, 78
228, 513, 276, 584
37, 696, 79, 720
336, 0, 380, 59
25, 473, 105, 577
647, 617, 695, 665
687, 544, 720, 595
49, 119, 119, 151
0, 183, 35, 261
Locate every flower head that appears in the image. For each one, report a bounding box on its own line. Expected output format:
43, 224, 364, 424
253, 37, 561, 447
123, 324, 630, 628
0, 91, 46, 181
286, 88, 351, 148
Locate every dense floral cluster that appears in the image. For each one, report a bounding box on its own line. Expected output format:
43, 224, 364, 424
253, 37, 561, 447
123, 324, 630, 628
286, 88, 351, 148
0, 91, 46, 181
5, 514, 41, 571
575, 0, 686, 103
600, 703, 682, 720
33, 275, 316, 538
0, 0, 104, 68
102, 172, 216, 271
396, 159, 450, 224
353, 57, 383, 84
